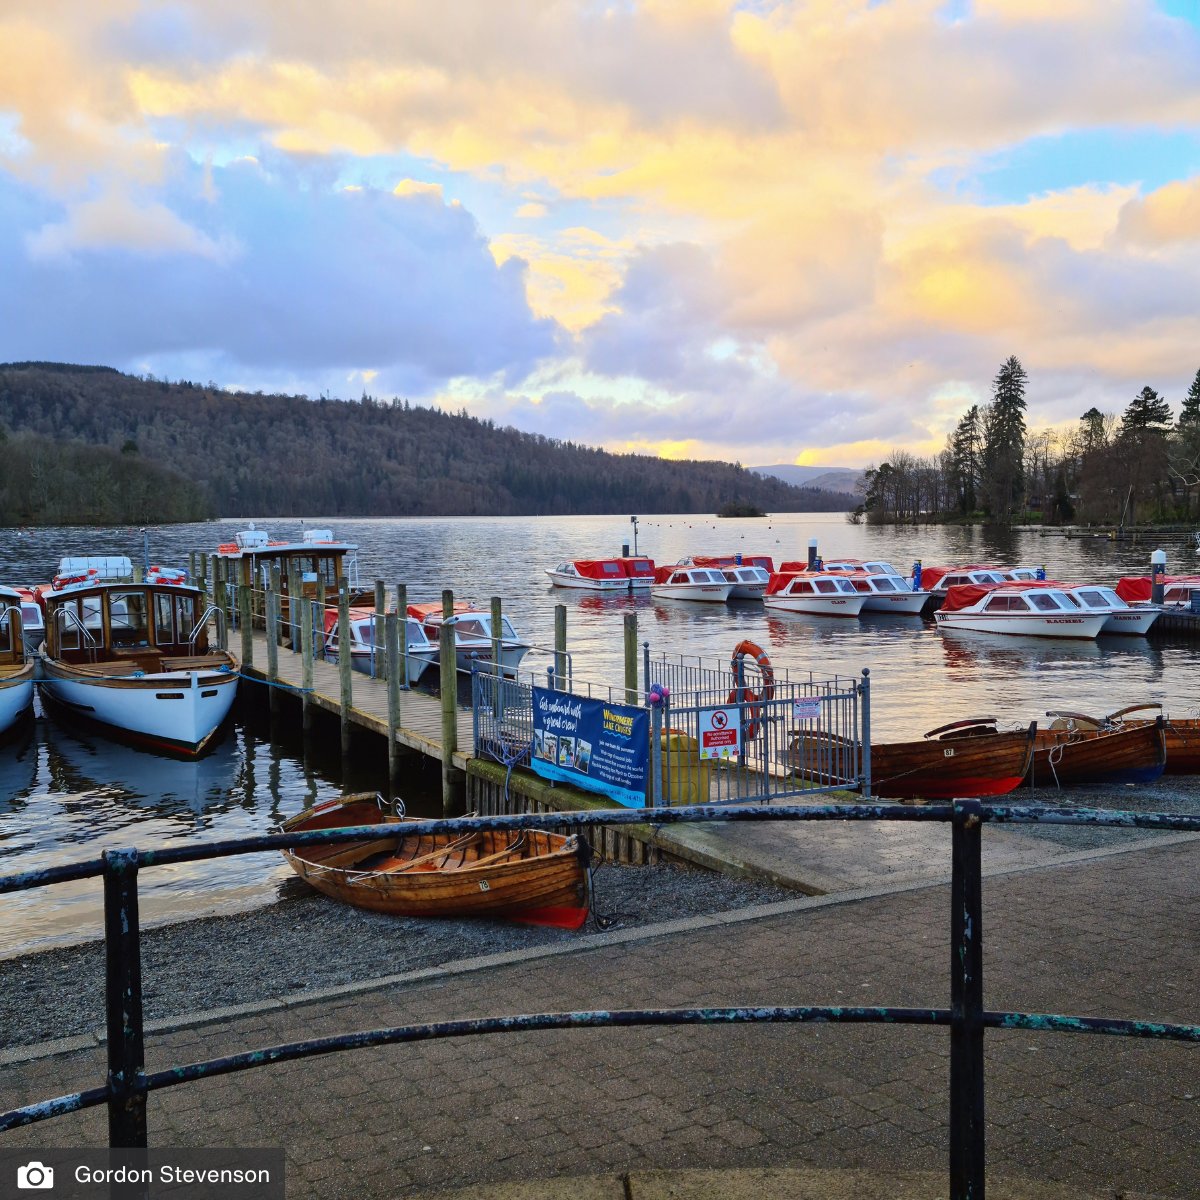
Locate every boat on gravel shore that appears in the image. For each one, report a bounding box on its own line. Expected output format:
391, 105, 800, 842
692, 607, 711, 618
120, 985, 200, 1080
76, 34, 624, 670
1027, 714, 1167, 787
280, 794, 591, 928
1045, 703, 1200, 776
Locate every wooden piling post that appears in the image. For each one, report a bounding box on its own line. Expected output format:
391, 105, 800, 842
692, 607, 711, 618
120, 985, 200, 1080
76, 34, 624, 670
338, 576, 353, 757
385, 612, 401, 790
188, 551, 197, 580
266, 566, 280, 715
299, 597, 314, 733
490, 596, 503, 679
238, 582, 253, 668
396, 584, 408, 689
214, 559, 227, 627
440, 588, 459, 815
554, 603, 567, 689
286, 566, 302, 649
373, 580, 386, 680
624, 613, 638, 704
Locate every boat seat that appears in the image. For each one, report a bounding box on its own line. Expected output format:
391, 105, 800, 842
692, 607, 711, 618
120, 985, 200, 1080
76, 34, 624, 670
159, 654, 229, 671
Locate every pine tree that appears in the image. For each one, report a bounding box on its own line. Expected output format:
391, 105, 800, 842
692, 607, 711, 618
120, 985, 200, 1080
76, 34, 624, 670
1121, 386, 1172, 436
981, 356, 1027, 522
1179, 368, 1200, 428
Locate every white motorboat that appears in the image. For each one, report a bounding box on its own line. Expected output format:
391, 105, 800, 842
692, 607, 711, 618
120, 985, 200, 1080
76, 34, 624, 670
214, 524, 364, 602
679, 557, 770, 599
322, 607, 439, 683
1059, 584, 1161, 635
0, 587, 35, 736
407, 602, 530, 676
841, 571, 930, 615
762, 573, 867, 617
545, 558, 637, 591
650, 566, 733, 603
934, 582, 1107, 639
623, 556, 656, 589
783, 557, 902, 578
38, 574, 239, 756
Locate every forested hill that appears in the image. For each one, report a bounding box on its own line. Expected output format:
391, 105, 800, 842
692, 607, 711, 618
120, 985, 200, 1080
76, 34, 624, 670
0, 364, 855, 522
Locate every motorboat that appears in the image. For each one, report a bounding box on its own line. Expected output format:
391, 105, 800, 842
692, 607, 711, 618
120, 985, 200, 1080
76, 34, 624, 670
322, 607, 438, 683
934, 582, 1107, 639
407, 602, 530, 676
213, 524, 364, 605
915, 565, 1010, 600
781, 557, 902, 577
1115, 574, 1200, 611
650, 566, 733, 603
623, 556, 656, 589
38, 574, 239, 756
762, 572, 866, 617
838, 570, 929, 615
546, 559, 638, 591
680, 557, 771, 599
0, 587, 35, 736
1058, 584, 1161, 635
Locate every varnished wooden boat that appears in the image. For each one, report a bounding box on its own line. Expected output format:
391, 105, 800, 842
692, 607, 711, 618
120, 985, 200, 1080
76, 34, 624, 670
280, 794, 591, 929
1071, 704, 1200, 776
1026, 714, 1167, 787
785, 719, 1037, 800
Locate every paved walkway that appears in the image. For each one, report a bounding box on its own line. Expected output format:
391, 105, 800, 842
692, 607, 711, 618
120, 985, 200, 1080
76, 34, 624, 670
1, 832, 1196, 1199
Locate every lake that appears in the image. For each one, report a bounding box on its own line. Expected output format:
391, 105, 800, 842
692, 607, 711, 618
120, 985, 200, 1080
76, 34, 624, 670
1, 511, 1197, 956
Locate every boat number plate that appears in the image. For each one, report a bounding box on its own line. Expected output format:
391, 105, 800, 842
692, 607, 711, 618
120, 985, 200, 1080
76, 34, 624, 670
479, 880, 490, 892
944, 748, 955, 758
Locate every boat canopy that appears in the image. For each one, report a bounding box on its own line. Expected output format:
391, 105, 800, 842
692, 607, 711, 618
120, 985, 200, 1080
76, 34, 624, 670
572, 559, 628, 580
1115, 574, 1200, 603
691, 554, 774, 572
940, 580, 1072, 612
765, 572, 857, 596
623, 557, 656, 578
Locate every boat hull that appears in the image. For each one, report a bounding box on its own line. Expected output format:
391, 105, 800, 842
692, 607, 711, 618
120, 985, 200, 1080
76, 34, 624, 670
545, 571, 629, 591
935, 612, 1106, 638
763, 595, 866, 617
859, 592, 928, 615
1112, 718, 1200, 775
1027, 721, 1167, 787
38, 655, 239, 756
651, 584, 733, 602
281, 797, 590, 927
0, 664, 35, 735
1100, 609, 1160, 635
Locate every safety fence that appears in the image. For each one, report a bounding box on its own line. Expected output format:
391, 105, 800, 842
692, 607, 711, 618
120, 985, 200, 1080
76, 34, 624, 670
0, 802, 1197, 1200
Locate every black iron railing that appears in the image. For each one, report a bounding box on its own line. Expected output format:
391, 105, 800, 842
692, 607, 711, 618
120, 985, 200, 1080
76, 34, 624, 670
1, 802, 1198, 1200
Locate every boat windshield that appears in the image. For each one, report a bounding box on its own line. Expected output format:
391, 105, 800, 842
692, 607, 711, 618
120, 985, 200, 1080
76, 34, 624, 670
872, 577, 898, 593
814, 579, 838, 594
1073, 589, 1110, 610
983, 594, 1030, 612
1028, 592, 1069, 611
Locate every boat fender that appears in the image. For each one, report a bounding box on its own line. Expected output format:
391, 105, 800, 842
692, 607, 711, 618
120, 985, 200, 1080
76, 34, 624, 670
728, 640, 774, 741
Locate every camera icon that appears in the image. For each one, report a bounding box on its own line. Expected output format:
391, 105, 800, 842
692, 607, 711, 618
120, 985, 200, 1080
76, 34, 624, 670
17, 1160, 55, 1189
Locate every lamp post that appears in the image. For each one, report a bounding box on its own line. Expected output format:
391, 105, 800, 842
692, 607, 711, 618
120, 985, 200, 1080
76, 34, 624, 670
630, 516, 639, 556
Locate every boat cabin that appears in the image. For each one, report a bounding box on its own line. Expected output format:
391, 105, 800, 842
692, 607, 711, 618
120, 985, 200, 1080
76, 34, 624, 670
766, 574, 860, 598
623, 557, 656, 584
214, 526, 362, 598
920, 566, 1009, 594
689, 554, 775, 572
843, 572, 911, 596
11, 587, 44, 651
0, 587, 26, 668
654, 566, 729, 587
940, 582, 1078, 615
43, 580, 215, 672
554, 560, 629, 586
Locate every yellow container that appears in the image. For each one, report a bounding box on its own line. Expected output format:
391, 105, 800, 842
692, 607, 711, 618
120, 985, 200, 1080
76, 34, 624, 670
657, 729, 711, 805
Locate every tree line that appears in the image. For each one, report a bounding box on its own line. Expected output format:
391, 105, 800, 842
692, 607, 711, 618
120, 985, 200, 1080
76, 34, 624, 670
0, 363, 856, 524
857, 356, 1200, 526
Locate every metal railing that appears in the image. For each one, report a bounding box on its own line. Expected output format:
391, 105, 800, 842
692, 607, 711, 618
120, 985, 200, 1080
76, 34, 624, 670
0, 803, 1197, 1200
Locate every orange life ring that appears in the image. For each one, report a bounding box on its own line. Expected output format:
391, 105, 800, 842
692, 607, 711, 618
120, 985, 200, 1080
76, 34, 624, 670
728, 639, 775, 740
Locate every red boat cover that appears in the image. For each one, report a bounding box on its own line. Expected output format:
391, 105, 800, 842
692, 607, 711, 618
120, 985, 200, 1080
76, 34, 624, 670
323, 607, 374, 634
623, 557, 656, 578
407, 601, 473, 622
1115, 575, 1200, 603
766, 571, 820, 595
692, 554, 774, 572
939, 580, 1068, 612
572, 559, 627, 580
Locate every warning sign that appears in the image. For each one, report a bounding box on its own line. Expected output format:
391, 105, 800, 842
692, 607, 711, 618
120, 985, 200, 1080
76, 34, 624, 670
698, 706, 742, 760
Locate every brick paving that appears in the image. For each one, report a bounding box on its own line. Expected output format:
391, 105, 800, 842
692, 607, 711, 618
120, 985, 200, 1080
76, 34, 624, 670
0, 841, 1196, 1198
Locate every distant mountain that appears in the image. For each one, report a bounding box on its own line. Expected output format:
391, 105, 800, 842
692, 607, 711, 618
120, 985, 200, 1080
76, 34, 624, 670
753, 464, 864, 495
0, 363, 860, 522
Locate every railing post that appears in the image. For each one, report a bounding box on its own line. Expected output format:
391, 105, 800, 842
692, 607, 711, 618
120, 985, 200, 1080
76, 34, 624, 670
860, 668, 872, 799
238, 583, 253, 668
440, 589, 459, 815
373, 580, 386, 680
650, 696, 664, 808
396, 583, 409, 690
554, 603, 567, 689
642, 640, 650, 695
385, 612, 401, 790
950, 798, 986, 1199
266, 567, 280, 716
338, 577, 353, 757
624, 613, 638, 705
103, 848, 147, 1148
300, 598, 314, 733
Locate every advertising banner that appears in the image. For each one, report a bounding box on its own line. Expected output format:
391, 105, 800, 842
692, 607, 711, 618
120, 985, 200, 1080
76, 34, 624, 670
530, 688, 649, 808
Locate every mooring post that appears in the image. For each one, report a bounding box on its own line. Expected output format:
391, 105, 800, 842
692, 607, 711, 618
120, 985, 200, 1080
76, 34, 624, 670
214, 559, 227, 628
490, 595, 503, 681
103, 848, 147, 1148
396, 583, 409, 690
286, 565, 302, 650
950, 798, 986, 1199
299, 598, 314, 733
338, 576, 353, 757
440, 588, 460, 815
860, 668, 872, 799
649, 697, 664, 808
238, 582, 253, 668
624, 614, 638, 704
196, 554, 207, 604
373, 580, 386, 680
554, 603, 567, 689
265, 567, 280, 716
385, 612, 401, 789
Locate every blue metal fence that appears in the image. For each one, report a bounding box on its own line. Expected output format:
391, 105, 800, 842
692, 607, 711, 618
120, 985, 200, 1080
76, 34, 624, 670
1, 802, 1198, 1200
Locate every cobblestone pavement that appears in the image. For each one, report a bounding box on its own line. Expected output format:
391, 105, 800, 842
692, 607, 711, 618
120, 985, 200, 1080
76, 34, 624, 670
0, 842, 1196, 1199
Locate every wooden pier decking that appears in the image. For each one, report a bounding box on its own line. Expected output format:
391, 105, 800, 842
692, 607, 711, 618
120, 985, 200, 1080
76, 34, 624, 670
239, 631, 474, 767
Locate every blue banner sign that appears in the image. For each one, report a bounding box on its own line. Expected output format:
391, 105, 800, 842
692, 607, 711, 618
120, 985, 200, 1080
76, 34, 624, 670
530, 688, 648, 808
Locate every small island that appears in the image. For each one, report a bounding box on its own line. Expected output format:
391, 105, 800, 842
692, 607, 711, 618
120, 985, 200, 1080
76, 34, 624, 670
717, 501, 767, 518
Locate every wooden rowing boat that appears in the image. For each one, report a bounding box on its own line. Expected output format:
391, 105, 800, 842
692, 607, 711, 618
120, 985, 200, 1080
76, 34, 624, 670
784, 719, 1037, 800
1054, 704, 1200, 776
1026, 714, 1167, 787
280, 794, 591, 929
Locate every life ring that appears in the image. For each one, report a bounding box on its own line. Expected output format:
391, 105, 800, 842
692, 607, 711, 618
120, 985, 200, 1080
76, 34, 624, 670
728, 640, 774, 740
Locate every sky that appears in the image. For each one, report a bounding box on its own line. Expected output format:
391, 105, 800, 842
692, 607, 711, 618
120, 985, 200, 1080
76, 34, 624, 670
2, 1, 1200, 470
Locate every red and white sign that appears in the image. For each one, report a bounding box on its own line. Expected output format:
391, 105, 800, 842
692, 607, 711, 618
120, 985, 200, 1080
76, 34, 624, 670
699, 706, 741, 760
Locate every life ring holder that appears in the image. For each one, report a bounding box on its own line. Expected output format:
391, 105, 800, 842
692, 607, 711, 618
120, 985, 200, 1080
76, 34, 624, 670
728, 640, 774, 741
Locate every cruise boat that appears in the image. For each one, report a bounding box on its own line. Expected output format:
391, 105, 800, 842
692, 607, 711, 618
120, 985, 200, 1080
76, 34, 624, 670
1115, 574, 1200, 610
322, 607, 439, 683
650, 566, 734, 603
1058, 584, 1161, 635
213, 525, 364, 606
407, 602, 530, 676
0, 587, 35, 736
546, 559, 639, 591
38, 574, 239, 756
762, 572, 867, 617
681, 556, 772, 599
934, 582, 1107, 639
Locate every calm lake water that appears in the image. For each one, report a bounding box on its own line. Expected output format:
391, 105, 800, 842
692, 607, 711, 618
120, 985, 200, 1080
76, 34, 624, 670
2, 512, 1198, 956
